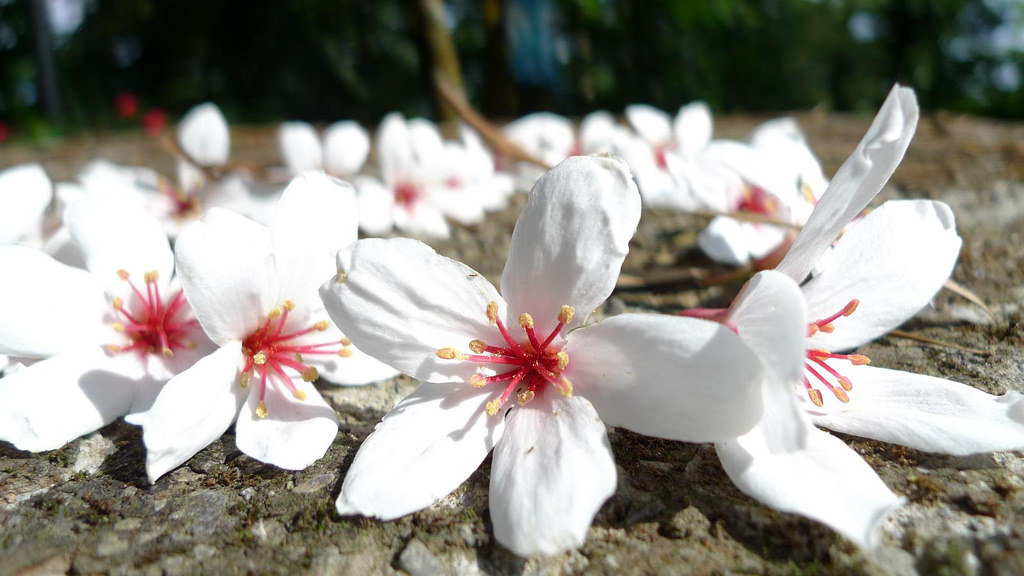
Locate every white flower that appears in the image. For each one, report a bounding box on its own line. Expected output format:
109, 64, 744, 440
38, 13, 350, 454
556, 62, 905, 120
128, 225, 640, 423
697, 84, 1024, 548
137, 172, 396, 483
177, 102, 230, 167
0, 196, 211, 451
278, 120, 370, 177
0, 163, 53, 248
320, 156, 764, 556
355, 113, 485, 239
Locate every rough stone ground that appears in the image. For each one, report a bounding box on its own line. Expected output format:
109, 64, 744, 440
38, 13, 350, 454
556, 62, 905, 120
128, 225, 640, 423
1, 112, 1024, 576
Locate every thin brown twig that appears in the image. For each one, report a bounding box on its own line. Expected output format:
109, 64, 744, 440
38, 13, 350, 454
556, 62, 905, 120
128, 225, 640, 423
692, 210, 804, 229
887, 329, 992, 357
434, 73, 552, 170
942, 279, 998, 322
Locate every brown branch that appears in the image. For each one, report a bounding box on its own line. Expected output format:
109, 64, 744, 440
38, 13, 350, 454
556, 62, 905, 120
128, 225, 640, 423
434, 74, 552, 169
942, 279, 997, 323
887, 329, 992, 357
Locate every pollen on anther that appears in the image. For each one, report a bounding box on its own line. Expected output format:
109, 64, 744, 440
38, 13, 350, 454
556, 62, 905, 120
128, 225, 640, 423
313, 320, 330, 331
469, 339, 487, 353
256, 401, 269, 419
486, 301, 499, 324
485, 398, 502, 416
833, 388, 850, 403
112, 322, 125, 332
294, 389, 308, 401
808, 389, 824, 407
843, 299, 860, 316
436, 347, 464, 360
117, 269, 130, 280
239, 371, 250, 388
848, 354, 870, 366
112, 297, 124, 310
337, 348, 353, 358
556, 376, 573, 397
518, 313, 534, 329
301, 366, 319, 382
253, 351, 268, 365
557, 351, 569, 370
469, 373, 486, 388
283, 300, 296, 311
518, 389, 535, 406
105, 344, 122, 354
144, 270, 159, 284
340, 337, 351, 346
162, 346, 174, 358
558, 305, 575, 324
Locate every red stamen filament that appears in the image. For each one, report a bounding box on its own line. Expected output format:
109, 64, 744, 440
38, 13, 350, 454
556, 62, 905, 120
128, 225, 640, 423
108, 270, 198, 359
240, 300, 350, 419
802, 299, 869, 406
437, 302, 575, 416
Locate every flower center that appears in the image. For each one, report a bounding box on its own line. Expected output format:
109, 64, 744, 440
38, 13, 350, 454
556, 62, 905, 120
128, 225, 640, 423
653, 144, 670, 170
239, 300, 352, 418
157, 175, 202, 220
395, 182, 421, 210
802, 299, 871, 407
735, 183, 780, 216
435, 301, 575, 416
106, 270, 199, 359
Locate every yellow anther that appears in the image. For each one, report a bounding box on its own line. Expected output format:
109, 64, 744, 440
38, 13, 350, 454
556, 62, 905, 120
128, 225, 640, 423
144, 270, 159, 284
556, 351, 569, 370
253, 351, 267, 365
185, 341, 198, 350
518, 313, 534, 329
486, 301, 499, 324
267, 307, 282, 320
294, 353, 304, 362
808, 389, 824, 407
293, 388, 308, 401
556, 376, 573, 397
256, 401, 268, 419
340, 337, 351, 346
558, 305, 575, 324
833, 388, 850, 403
469, 339, 487, 354
302, 367, 319, 382
239, 371, 250, 389
105, 344, 122, 354
843, 299, 860, 316
806, 323, 819, 337
517, 389, 535, 406
313, 320, 330, 331
334, 271, 348, 283
848, 354, 871, 366
435, 347, 465, 360
112, 297, 124, 310
485, 398, 503, 416
837, 376, 853, 391
469, 373, 487, 388
112, 322, 125, 333
337, 348, 353, 358
117, 269, 130, 280
162, 347, 174, 358
818, 323, 835, 333
282, 300, 296, 311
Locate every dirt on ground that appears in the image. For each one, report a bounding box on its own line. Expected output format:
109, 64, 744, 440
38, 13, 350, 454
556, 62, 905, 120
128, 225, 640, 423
1, 111, 1024, 576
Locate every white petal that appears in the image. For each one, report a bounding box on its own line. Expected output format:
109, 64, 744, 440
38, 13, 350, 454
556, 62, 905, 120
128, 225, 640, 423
141, 344, 246, 482
235, 379, 338, 470
0, 347, 142, 451
0, 245, 109, 357
407, 118, 447, 170
354, 176, 396, 236
432, 187, 485, 226
336, 382, 505, 519
579, 110, 617, 154
377, 112, 414, 185
392, 200, 451, 239
697, 216, 753, 266
673, 101, 713, 157
503, 113, 576, 167
777, 85, 918, 283
500, 156, 640, 335
808, 365, 1024, 456
803, 200, 961, 351
0, 164, 52, 244
174, 209, 278, 344
490, 392, 616, 557
624, 104, 672, 145
271, 172, 359, 319
323, 121, 370, 176
278, 121, 324, 173
726, 270, 809, 451
716, 424, 902, 549
64, 195, 174, 295
312, 324, 399, 386
565, 314, 763, 442
177, 102, 230, 166
320, 238, 503, 383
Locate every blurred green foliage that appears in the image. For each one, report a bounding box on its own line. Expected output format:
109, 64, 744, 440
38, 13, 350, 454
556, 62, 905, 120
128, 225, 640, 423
0, 0, 1021, 138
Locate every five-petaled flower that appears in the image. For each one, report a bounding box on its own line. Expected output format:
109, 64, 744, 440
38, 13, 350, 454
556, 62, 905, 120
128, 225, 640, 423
320, 155, 766, 557
0, 195, 211, 451
694, 85, 1024, 549
136, 172, 397, 483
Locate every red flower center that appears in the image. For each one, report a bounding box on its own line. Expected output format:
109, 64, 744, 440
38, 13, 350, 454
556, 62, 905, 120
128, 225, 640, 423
107, 270, 198, 358
240, 300, 351, 418
802, 299, 871, 407
436, 301, 575, 416
735, 183, 781, 216
395, 182, 421, 211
